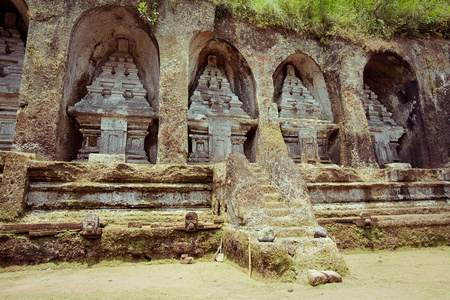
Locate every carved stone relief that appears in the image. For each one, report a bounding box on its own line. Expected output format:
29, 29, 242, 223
362, 84, 404, 165
277, 65, 338, 164
0, 12, 24, 150
188, 55, 256, 163
68, 39, 157, 163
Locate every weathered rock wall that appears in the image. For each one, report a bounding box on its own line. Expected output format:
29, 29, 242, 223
4, 0, 448, 167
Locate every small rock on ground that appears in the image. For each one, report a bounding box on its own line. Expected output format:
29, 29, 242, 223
307, 270, 328, 286
314, 226, 327, 238
320, 270, 342, 283
258, 227, 275, 242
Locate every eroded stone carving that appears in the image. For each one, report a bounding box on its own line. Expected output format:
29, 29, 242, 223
68, 39, 157, 163
188, 55, 256, 163
0, 12, 25, 150
362, 84, 404, 165
277, 65, 338, 164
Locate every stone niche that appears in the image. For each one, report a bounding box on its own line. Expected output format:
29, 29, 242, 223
363, 52, 423, 167
188, 55, 257, 163
362, 85, 405, 166
68, 38, 157, 163
276, 64, 338, 164
0, 12, 25, 150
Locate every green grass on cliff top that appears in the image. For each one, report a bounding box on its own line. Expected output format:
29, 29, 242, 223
211, 0, 450, 40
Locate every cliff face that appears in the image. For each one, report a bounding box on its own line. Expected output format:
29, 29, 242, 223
2, 0, 449, 167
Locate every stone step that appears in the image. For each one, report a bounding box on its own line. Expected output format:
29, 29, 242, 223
261, 184, 277, 193
258, 177, 271, 185
263, 192, 281, 202
308, 181, 450, 203
298, 165, 450, 183
267, 216, 302, 227
27, 182, 212, 210
314, 200, 450, 218
264, 207, 290, 217
264, 201, 285, 209
20, 208, 218, 226
274, 227, 312, 238
317, 213, 450, 228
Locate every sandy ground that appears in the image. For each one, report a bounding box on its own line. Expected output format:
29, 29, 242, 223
1, 247, 449, 299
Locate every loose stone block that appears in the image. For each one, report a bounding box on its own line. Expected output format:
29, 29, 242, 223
257, 227, 276, 242
180, 254, 195, 264
320, 270, 342, 283
314, 226, 327, 238
307, 270, 328, 286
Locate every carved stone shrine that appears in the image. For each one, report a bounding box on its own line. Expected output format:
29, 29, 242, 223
278, 65, 338, 164
68, 38, 157, 163
362, 84, 404, 165
0, 12, 25, 150
188, 55, 256, 163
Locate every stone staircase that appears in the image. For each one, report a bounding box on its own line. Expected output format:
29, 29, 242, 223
249, 164, 312, 240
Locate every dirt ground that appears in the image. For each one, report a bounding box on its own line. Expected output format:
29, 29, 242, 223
1, 247, 449, 299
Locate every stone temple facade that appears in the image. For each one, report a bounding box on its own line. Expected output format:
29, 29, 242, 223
0, 0, 449, 283
277, 65, 338, 164
0, 12, 24, 151
188, 55, 257, 163
68, 39, 157, 163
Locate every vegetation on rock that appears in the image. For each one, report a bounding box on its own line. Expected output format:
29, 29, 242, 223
212, 0, 449, 40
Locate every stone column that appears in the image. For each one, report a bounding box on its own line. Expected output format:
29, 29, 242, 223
154, 1, 214, 164
12, 9, 71, 160
326, 45, 378, 168
0, 151, 35, 221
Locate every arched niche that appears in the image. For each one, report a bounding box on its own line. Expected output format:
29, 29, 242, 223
363, 52, 424, 167
273, 53, 339, 165
187, 37, 258, 163
273, 53, 334, 122
60, 5, 159, 163
0, 0, 28, 151
0, 0, 28, 41
188, 38, 257, 119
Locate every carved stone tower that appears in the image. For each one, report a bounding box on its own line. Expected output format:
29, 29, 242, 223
0, 12, 25, 150
68, 38, 157, 163
188, 55, 256, 163
278, 65, 338, 164
362, 84, 405, 165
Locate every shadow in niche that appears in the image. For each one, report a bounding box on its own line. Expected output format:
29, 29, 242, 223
363, 52, 426, 167
61, 5, 159, 163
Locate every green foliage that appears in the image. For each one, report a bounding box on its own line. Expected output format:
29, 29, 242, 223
211, 0, 450, 40
137, 1, 159, 26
